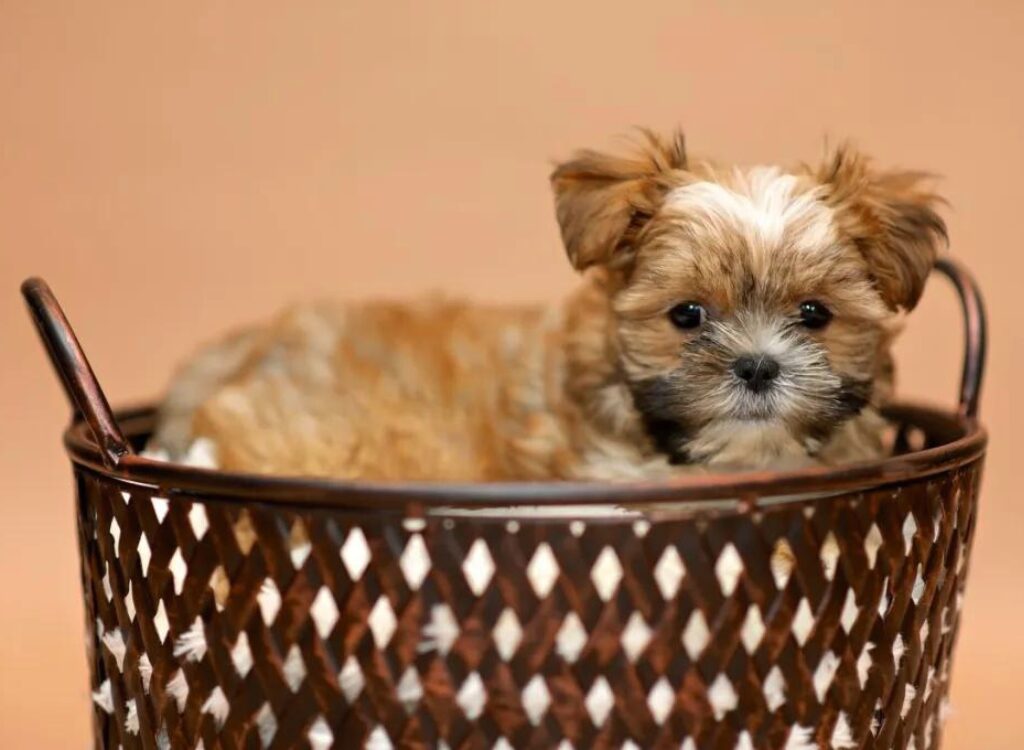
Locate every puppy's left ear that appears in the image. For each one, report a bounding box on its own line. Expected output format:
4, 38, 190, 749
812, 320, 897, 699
551, 129, 687, 272
818, 145, 948, 311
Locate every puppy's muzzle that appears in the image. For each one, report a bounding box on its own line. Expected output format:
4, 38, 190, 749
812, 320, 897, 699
732, 354, 780, 393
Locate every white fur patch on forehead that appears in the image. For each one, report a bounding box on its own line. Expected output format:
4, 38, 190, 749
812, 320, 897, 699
664, 167, 836, 264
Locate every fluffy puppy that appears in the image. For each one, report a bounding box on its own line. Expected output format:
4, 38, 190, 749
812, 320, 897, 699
150, 130, 945, 481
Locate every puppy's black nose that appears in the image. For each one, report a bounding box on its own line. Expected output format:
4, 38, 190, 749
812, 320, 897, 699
732, 355, 780, 393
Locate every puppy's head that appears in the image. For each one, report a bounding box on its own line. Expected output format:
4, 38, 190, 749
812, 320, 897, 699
552, 130, 946, 467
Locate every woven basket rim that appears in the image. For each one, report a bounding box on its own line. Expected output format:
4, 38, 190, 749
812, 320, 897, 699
61, 402, 987, 512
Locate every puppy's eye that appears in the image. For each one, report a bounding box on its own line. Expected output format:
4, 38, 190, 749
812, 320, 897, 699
799, 300, 833, 329
668, 301, 705, 329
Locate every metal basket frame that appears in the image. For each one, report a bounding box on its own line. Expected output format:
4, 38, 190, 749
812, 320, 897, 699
22, 258, 987, 750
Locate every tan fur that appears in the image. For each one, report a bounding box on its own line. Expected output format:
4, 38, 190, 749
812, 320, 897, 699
151, 129, 946, 481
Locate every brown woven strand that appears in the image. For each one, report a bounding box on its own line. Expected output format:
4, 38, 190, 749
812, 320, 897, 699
76, 456, 982, 750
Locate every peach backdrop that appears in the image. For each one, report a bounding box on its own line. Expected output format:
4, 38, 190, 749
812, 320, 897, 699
1, 2, 1021, 747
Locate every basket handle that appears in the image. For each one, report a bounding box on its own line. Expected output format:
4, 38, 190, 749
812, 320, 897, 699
21, 278, 132, 468
933, 257, 987, 421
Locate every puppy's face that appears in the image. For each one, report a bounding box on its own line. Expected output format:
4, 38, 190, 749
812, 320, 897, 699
552, 131, 946, 466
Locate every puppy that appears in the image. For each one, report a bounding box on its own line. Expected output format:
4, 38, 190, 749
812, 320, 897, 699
150, 130, 945, 481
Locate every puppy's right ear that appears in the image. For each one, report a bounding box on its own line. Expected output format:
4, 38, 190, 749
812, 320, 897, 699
551, 129, 687, 272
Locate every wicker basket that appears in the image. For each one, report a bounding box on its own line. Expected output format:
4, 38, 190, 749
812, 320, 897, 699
23, 259, 987, 750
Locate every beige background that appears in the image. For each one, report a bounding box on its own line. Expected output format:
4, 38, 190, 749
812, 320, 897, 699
1, 2, 1021, 746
